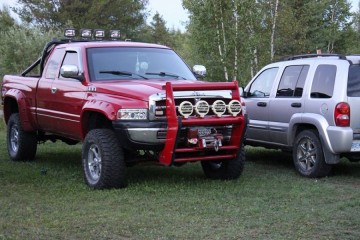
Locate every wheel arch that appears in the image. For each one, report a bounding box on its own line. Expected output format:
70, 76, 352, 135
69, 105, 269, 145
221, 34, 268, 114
80, 100, 117, 139
289, 113, 340, 164
289, 113, 329, 148
81, 110, 113, 139
3, 91, 36, 131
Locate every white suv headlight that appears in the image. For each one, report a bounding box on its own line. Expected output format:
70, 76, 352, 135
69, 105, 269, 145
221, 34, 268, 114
117, 109, 148, 120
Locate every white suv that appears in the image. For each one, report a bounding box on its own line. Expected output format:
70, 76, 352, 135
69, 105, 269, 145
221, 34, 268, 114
242, 54, 360, 177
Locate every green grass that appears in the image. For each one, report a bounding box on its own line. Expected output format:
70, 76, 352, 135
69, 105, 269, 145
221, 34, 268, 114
0, 125, 360, 239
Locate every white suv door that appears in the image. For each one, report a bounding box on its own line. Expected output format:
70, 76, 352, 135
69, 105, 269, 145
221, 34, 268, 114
244, 67, 279, 144
268, 65, 309, 146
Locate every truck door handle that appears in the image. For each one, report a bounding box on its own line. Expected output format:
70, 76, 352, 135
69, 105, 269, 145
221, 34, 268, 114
257, 102, 267, 107
51, 87, 57, 94
291, 102, 301, 108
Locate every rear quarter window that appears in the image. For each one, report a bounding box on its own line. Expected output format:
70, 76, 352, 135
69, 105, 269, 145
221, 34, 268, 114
310, 64, 336, 98
347, 64, 360, 97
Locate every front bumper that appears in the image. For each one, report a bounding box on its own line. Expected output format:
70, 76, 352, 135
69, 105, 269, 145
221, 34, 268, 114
112, 120, 167, 150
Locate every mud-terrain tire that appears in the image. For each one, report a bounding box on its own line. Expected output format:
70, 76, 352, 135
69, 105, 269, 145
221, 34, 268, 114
201, 144, 245, 180
293, 129, 332, 178
82, 129, 127, 189
7, 113, 37, 161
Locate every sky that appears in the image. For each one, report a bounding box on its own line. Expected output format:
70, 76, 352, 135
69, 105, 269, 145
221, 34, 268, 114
0, 0, 359, 32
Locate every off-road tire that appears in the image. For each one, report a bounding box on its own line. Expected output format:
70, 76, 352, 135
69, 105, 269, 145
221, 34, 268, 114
201, 144, 245, 180
293, 129, 332, 178
82, 129, 127, 189
7, 113, 37, 161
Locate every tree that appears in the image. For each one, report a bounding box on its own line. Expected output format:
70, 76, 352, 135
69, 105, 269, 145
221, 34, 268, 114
12, 0, 149, 39
149, 12, 171, 46
183, 0, 355, 84
0, 5, 16, 32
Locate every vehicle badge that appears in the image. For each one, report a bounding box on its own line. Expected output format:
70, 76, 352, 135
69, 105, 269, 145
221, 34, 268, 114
87, 86, 97, 92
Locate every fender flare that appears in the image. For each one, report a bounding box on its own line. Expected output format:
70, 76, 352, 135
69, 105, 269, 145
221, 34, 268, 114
3, 89, 36, 132
289, 113, 341, 164
80, 99, 117, 138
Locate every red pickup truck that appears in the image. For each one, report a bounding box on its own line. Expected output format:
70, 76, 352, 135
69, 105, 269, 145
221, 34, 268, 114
1, 30, 247, 189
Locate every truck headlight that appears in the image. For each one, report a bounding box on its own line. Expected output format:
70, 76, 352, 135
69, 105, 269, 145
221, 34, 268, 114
117, 109, 148, 120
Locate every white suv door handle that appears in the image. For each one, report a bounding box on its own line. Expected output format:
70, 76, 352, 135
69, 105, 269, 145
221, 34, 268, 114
257, 102, 267, 107
291, 102, 301, 108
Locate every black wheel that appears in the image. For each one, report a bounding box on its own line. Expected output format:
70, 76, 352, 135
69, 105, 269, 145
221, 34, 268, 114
82, 129, 127, 189
293, 130, 332, 178
201, 144, 245, 180
7, 113, 37, 161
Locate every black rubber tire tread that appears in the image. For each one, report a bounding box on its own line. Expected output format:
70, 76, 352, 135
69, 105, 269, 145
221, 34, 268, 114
82, 129, 127, 189
293, 129, 332, 178
7, 113, 37, 161
201, 144, 245, 180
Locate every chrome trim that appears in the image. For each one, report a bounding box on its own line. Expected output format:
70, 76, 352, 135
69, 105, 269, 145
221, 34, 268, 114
127, 127, 167, 144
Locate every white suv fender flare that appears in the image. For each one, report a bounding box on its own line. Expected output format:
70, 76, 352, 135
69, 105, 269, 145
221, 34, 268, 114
288, 113, 344, 164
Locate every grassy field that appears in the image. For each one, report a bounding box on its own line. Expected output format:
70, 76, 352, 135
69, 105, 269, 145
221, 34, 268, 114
0, 119, 360, 239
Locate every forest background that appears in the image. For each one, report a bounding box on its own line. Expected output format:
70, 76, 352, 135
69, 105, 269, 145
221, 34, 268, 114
1, 0, 360, 86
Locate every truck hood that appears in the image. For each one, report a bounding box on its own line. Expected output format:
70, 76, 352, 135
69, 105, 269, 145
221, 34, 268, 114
92, 79, 201, 101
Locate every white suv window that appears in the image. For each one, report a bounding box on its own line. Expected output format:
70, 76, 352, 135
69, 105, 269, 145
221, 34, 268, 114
311, 64, 336, 98
348, 64, 360, 97
276, 65, 309, 98
248, 67, 278, 98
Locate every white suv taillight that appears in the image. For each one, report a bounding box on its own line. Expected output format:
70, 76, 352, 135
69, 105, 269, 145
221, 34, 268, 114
334, 102, 350, 127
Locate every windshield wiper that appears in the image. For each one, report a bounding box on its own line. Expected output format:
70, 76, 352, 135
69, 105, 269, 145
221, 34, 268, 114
145, 72, 186, 80
99, 70, 148, 80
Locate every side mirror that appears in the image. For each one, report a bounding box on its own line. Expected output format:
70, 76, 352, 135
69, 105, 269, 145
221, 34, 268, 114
239, 87, 244, 97
60, 64, 84, 81
193, 65, 206, 78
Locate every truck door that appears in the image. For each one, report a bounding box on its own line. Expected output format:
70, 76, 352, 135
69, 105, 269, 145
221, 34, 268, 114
36, 47, 66, 132
49, 50, 87, 139
36, 48, 86, 139
268, 65, 309, 146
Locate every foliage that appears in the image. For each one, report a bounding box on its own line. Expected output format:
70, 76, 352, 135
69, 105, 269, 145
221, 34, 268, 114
183, 0, 355, 84
0, 23, 62, 78
12, 0, 149, 40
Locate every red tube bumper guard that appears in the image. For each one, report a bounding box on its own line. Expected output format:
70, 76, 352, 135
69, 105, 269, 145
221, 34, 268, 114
158, 81, 246, 165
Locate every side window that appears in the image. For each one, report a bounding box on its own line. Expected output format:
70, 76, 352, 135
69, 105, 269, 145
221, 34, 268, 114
311, 65, 336, 98
62, 51, 79, 67
276, 65, 309, 98
248, 67, 278, 98
44, 48, 65, 79
347, 65, 360, 97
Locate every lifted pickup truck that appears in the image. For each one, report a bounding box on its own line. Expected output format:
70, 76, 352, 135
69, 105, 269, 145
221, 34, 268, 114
1, 29, 247, 189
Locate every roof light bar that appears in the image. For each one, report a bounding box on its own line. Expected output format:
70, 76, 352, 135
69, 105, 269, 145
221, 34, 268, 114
80, 29, 92, 38
63, 28, 121, 40
110, 30, 121, 39
94, 29, 105, 39
64, 28, 76, 38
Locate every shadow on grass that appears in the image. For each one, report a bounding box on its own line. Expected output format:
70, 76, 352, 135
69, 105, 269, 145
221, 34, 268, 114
245, 146, 360, 178
245, 146, 294, 170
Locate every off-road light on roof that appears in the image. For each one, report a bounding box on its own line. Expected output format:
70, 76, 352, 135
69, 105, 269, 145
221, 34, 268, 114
64, 28, 76, 38
94, 29, 105, 38
110, 30, 121, 39
80, 29, 92, 38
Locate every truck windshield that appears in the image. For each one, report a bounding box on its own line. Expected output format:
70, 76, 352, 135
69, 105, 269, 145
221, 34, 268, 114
87, 47, 197, 81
